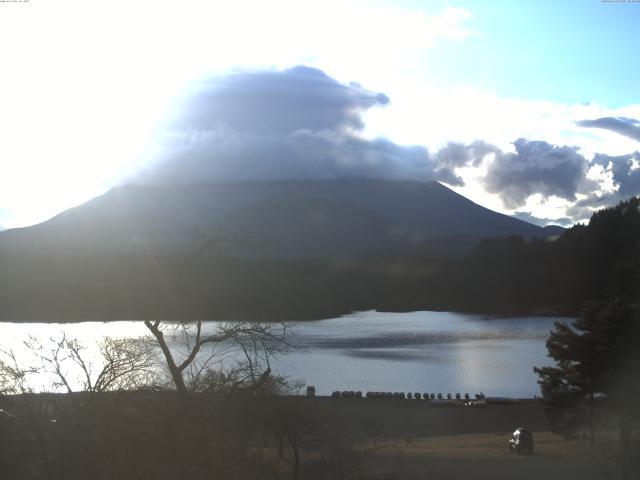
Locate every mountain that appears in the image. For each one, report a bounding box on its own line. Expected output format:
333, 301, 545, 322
0, 179, 569, 321
0, 179, 560, 260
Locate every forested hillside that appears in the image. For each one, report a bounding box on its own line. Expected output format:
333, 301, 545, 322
423, 197, 640, 315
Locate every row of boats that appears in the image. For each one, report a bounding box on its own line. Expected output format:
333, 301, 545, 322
327, 390, 485, 401
307, 387, 515, 405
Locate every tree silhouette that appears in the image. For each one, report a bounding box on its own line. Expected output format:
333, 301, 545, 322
535, 243, 640, 445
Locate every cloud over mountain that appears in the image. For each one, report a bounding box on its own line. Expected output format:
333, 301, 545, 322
137, 66, 640, 224
425, 138, 601, 212
141, 66, 461, 185
482, 139, 595, 209
432, 140, 500, 186
171, 66, 390, 135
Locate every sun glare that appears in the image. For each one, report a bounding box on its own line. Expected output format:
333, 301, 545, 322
0, 1, 212, 226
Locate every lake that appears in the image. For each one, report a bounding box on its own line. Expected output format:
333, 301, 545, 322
0, 311, 567, 397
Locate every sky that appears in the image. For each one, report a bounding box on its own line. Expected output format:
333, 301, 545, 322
1, 0, 640, 229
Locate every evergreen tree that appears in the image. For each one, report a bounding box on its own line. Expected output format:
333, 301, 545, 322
534, 300, 611, 444
535, 247, 640, 446
603, 243, 640, 446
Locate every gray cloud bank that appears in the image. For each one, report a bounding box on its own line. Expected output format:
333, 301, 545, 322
483, 139, 597, 209
172, 66, 389, 135
577, 117, 640, 142
146, 66, 459, 185
559, 151, 640, 220
140, 66, 640, 223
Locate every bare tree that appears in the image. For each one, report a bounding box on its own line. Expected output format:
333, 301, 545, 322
1, 334, 158, 479
268, 399, 381, 480
0, 349, 38, 396
143, 320, 292, 395
144, 229, 294, 395
24, 334, 155, 393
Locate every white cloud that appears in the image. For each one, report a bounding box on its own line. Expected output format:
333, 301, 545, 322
363, 83, 640, 223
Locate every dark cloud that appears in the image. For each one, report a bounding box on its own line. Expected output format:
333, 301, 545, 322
431, 141, 501, 186
150, 127, 439, 183
435, 140, 500, 169
482, 139, 593, 209
592, 152, 640, 197
143, 66, 452, 185
563, 151, 640, 219
577, 117, 640, 142
170, 65, 389, 135
563, 151, 640, 220
434, 139, 639, 218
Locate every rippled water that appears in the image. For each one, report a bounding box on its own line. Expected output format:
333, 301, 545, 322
278, 311, 565, 398
0, 311, 568, 397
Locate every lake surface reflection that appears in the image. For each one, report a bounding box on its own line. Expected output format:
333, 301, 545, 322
282, 311, 566, 398
0, 311, 568, 397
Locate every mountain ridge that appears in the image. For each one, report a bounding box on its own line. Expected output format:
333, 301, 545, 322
0, 179, 562, 259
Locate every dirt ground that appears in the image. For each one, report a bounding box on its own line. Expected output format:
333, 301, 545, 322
358, 432, 598, 480
280, 398, 607, 480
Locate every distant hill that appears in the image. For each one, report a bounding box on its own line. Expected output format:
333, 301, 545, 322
0, 179, 559, 260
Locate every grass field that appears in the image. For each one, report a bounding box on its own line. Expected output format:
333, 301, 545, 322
267, 398, 615, 480
355, 432, 597, 479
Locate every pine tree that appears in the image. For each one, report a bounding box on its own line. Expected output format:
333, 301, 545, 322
535, 199, 640, 445
535, 286, 640, 445
534, 301, 610, 444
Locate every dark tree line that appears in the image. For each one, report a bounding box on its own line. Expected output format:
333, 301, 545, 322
533, 199, 640, 457
426, 197, 640, 316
